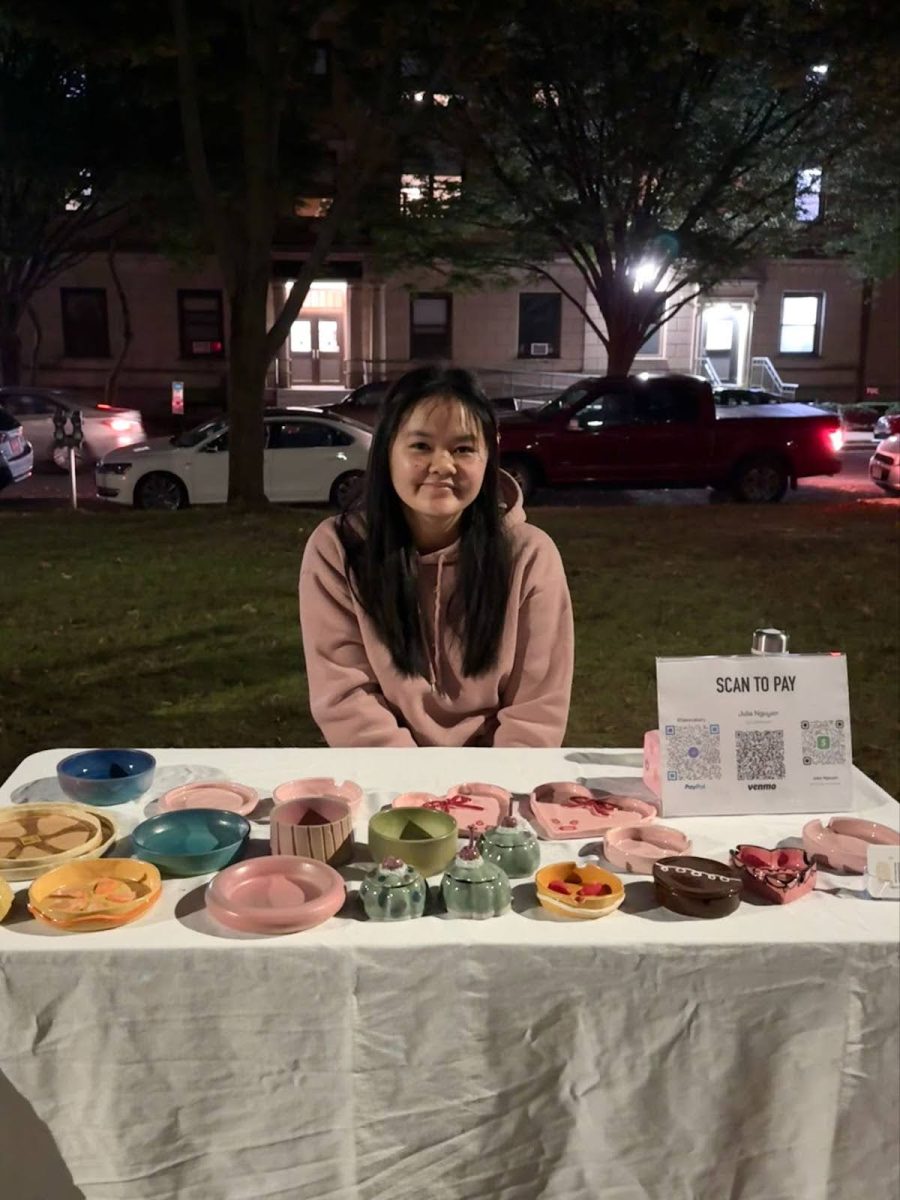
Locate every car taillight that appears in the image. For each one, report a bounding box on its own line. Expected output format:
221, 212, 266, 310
106, 417, 139, 432
827, 428, 843, 453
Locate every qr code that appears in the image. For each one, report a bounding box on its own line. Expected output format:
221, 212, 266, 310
801, 719, 847, 766
665, 724, 722, 781
736, 730, 786, 780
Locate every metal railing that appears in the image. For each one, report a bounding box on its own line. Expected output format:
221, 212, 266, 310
698, 356, 723, 387
748, 357, 798, 397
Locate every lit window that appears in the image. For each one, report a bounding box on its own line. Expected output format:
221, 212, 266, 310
293, 197, 331, 218
795, 168, 822, 222
779, 294, 822, 354
400, 172, 461, 210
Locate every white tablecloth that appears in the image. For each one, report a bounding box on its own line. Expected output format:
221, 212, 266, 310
1, 747, 898, 1200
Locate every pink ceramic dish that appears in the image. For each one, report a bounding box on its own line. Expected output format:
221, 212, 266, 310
731, 845, 816, 904
270, 797, 354, 866
527, 781, 657, 840
393, 783, 512, 835
802, 817, 900, 874
205, 855, 345, 934
604, 824, 691, 874
157, 781, 259, 817
642, 730, 661, 799
272, 778, 364, 814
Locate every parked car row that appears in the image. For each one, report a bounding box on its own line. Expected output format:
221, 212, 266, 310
0, 406, 34, 492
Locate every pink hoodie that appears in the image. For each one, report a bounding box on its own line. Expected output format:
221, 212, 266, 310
298, 473, 574, 747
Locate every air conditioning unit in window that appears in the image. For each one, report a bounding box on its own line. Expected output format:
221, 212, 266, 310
530, 342, 551, 356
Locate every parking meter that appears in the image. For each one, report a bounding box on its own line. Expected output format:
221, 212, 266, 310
52, 408, 85, 508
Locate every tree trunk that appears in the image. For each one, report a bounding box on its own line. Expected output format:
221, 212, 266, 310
0, 304, 22, 386
854, 276, 874, 405
104, 243, 134, 406
226, 275, 271, 509
26, 304, 42, 385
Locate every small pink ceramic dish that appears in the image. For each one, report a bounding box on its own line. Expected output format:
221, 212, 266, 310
604, 824, 691, 874
527, 781, 657, 839
205, 855, 345, 934
392, 784, 511, 835
270, 797, 354, 866
157, 781, 259, 817
802, 817, 900, 874
272, 778, 364, 815
731, 845, 816, 904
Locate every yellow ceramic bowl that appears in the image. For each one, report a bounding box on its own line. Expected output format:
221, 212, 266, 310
28, 858, 161, 932
0, 876, 13, 922
535, 861, 625, 920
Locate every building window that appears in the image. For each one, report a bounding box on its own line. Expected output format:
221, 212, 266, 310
779, 293, 823, 355
636, 324, 663, 357
518, 293, 561, 357
795, 168, 822, 222
410, 294, 452, 358
61, 288, 110, 358
178, 290, 225, 359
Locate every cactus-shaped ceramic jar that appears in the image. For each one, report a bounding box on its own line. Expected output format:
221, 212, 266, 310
359, 857, 427, 921
441, 834, 511, 919
479, 814, 541, 878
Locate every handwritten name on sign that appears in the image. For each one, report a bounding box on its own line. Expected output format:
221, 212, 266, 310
716, 675, 796, 694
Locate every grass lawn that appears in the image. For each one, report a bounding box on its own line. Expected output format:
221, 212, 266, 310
1, 501, 897, 798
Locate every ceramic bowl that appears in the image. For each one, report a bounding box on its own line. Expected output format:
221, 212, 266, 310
0, 876, 13, 922
157, 781, 258, 817
653, 855, 743, 919
28, 858, 162, 932
131, 809, 250, 877
0, 803, 103, 868
528, 781, 657, 839
270, 797, 354, 866
801, 817, 900, 874
535, 861, 625, 920
604, 824, 692, 875
206, 855, 345, 934
731, 844, 816, 904
272, 777, 364, 815
368, 807, 458, 877
57, 749, 156, 806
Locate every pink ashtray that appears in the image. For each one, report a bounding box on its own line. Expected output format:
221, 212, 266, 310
157, 781, 259, 817
393, 783, 512, 835
604, 824, 691, 874
205, 855, 345, 934
802, 817, 900, 874
731, 844, 816, 904
527, 781, 657, 840
272, 777, 364, 814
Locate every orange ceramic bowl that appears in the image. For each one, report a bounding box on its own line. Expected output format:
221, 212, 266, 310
535, 861, 625, 920
28, 858, 162, 932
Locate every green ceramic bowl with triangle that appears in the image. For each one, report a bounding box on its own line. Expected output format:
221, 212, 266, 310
368, 807, 458, 877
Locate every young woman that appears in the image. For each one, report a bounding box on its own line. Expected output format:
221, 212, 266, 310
299, 366, 574, 747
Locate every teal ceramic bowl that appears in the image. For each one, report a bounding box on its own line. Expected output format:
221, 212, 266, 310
368, 807, 458, 877
131, 808, 250, 877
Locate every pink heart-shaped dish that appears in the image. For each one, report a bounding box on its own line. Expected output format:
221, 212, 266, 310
731, 844, 816, 904
527, 781, 656, 840
392, 784, 511, 836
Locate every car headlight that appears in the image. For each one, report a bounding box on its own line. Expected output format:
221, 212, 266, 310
97, 462, 132, 475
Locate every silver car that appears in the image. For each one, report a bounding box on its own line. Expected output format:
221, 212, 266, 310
0, 387, 146, 471
0, 406, 34, 490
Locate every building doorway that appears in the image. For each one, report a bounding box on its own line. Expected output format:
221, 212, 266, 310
698, 301, 751, 384
289, 315, 344, 384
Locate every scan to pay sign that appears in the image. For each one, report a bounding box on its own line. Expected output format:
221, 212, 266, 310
656, 654, 852, 816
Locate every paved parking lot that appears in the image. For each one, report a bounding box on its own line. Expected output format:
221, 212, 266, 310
0, 445, 891, 511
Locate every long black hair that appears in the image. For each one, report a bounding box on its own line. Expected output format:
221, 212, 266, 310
337, 366, 513, 679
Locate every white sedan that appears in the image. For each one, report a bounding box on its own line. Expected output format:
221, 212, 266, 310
0, 387, 146, 471
95, 407, 372, 509
869, 434, 900, 497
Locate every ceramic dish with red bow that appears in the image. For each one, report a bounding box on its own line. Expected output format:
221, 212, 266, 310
392, 783, 511, 835
730, 845, 816, 904
526, 781, 656, 839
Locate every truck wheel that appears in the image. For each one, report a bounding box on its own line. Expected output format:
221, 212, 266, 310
501, 456, 539, 502
730, 456, 789, 503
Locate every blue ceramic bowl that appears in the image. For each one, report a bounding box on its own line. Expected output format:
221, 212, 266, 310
57, 749, 156, 806
131, 808, 250, 877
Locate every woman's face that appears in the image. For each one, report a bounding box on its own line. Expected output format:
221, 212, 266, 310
389, 395, 489, 544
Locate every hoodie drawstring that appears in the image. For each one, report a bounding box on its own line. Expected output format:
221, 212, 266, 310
430, 553, 445, 694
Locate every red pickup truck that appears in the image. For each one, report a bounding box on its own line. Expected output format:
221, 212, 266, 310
498, 374, 843, 502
